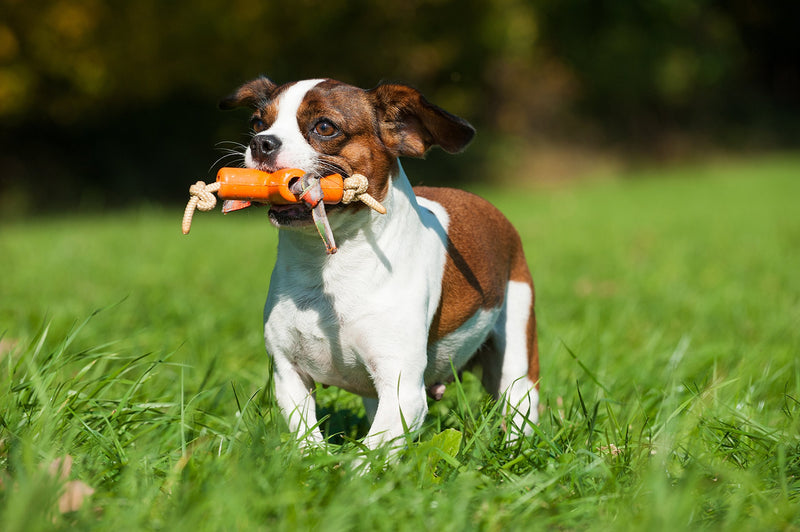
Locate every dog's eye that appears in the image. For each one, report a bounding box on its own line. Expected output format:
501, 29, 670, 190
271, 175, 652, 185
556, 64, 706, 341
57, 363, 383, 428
313, 119, 338, 137
250, 117, 266, 132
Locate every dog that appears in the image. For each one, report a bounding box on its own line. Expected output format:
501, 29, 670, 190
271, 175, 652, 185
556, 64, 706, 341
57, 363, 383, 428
220, 77, 540, 450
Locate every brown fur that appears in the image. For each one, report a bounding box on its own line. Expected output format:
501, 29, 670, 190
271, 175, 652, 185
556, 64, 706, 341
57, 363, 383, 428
415, 186, 540, 387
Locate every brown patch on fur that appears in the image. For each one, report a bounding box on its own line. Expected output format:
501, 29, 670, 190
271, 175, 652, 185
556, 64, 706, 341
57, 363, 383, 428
416, 186, 539, 386
298, 81, 397, 206
252, 100, 280, 132
219, 76, 278, 110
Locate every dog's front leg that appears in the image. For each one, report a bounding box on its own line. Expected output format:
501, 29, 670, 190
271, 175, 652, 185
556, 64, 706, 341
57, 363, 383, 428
272, 356, 324, 446
362, 363, 428, 450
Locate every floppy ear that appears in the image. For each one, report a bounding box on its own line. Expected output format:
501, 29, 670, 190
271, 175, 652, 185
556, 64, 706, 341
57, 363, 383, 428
219, 76, 277, 110
367, 84, 475, 158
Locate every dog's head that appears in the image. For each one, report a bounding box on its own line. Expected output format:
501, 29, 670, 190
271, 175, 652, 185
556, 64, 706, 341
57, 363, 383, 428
220, 78, 475, 228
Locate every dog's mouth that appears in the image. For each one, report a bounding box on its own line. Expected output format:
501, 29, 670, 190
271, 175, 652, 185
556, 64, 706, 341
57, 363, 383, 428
267, 203, 309, 225
269, 203, 330, 227
267, 186, 342, 228
266, 164, 348, 228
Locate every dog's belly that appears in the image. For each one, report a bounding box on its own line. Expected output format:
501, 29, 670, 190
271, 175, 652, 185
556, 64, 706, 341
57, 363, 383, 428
425, 305, 501, 384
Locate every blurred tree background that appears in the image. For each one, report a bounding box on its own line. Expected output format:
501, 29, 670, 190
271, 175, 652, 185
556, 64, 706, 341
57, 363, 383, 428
0, 0, 797, 214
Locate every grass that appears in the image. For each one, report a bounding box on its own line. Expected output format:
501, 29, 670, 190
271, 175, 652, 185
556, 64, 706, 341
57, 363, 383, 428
1, 153, 799, 530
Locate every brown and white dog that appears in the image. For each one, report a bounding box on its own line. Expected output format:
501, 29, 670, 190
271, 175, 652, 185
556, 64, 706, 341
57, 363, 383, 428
220, 77, 539, 449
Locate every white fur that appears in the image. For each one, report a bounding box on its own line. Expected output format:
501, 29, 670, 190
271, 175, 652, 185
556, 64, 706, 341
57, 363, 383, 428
495, 280, 539, 438
244, 79, 324, 170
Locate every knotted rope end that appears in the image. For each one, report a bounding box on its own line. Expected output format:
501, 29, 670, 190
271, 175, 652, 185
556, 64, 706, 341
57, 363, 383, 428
342, 174, 387, 215
182, 181, 221, 234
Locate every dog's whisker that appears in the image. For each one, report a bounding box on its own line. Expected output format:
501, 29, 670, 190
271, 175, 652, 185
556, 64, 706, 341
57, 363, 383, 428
315, 159, 349, 178
213, 143, 246, 153
215, 140, 247, 149
208, 152, 245, 172
214, 149, 245, 160
216, 149, 244, 157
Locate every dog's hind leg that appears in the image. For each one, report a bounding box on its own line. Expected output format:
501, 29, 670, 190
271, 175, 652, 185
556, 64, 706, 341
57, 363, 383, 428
479, 278, 539, 440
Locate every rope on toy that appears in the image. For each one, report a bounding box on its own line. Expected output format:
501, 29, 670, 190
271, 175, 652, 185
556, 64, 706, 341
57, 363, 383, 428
341, 174, 387, 214
182, 181, 221, 234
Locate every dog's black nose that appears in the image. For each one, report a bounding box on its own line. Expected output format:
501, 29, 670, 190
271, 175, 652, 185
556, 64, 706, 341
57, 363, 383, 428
250, 134, 282, 160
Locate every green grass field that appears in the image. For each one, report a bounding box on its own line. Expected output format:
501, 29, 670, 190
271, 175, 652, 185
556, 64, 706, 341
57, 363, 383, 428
1, 154, 799, 530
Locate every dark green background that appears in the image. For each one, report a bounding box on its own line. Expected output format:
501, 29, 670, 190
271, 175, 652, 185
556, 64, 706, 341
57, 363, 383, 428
1, 0, 797, 213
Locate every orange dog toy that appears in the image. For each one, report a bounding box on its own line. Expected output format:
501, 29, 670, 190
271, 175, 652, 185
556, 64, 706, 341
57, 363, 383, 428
182, 167, 386, 254
214, 168, 345, 205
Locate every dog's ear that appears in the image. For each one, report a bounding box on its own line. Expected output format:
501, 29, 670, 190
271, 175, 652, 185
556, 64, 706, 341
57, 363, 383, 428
219, 76, 277, 110
368, 84, 475, 157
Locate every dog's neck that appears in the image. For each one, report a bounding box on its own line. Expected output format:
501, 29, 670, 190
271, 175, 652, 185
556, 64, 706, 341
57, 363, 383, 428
273, 161, 425, 274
